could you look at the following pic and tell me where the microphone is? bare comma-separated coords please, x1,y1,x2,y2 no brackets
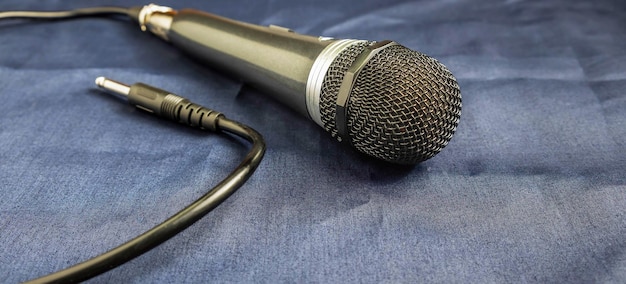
137,4,462,164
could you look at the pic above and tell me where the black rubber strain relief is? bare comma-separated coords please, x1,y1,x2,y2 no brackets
176,101,223,131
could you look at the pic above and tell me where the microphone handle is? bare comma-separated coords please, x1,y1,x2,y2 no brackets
166,9,333,117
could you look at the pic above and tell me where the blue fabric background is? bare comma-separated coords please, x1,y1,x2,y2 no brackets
1,0,625,283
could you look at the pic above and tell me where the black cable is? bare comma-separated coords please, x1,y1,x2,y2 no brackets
22,78,267,283
0,6,139,21
28,116,265,283
0,6,267,282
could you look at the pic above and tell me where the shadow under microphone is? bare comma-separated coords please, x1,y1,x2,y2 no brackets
137,4,462,164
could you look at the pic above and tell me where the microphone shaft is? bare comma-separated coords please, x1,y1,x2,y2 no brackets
167,9,333,116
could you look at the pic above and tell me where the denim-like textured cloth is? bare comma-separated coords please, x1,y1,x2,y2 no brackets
1,0,625,283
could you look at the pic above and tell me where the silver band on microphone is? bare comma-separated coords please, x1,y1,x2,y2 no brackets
305,39,365,127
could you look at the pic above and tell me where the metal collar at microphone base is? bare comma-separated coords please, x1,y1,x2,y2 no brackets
305,39,366,128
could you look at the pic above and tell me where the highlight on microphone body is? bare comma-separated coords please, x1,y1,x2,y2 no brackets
139,4,462,164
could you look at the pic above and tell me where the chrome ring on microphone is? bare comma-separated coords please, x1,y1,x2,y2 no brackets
305,39,365,128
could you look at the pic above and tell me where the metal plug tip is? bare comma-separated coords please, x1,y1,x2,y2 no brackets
95,76,106,87
95,77,131,97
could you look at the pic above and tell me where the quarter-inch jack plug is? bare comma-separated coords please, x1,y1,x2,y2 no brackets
95,77,223,131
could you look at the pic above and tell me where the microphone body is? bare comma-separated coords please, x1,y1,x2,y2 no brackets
139,5,462,164
169,9,331,117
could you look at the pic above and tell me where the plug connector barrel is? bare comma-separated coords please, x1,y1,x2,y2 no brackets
95,77,223,131
95,77,130,97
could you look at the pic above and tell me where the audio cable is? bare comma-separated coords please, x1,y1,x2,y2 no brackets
28,77,265,283
2,5,268,283
21,77,266,283
32,77,265,283
0,6,138,21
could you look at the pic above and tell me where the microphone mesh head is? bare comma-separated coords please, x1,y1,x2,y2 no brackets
319,43,462,164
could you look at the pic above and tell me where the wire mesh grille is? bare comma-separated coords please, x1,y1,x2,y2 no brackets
320,43,462,164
